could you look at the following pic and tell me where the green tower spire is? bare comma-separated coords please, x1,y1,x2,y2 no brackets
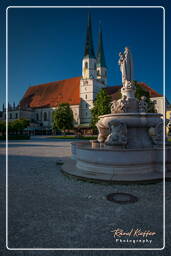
84,13,95,58
96,22,106,67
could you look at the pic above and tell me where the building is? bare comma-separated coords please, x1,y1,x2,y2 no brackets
166,106,171,136
0,14,167,133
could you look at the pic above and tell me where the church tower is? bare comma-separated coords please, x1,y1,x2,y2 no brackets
96,23,107,85
80,14,106,124
82,14,97,79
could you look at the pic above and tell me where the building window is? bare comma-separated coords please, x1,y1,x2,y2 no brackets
44,112,47,121
36,113,39,121
97,70,100,76
85,94,87,99
9,113,12,119
15,113,18,119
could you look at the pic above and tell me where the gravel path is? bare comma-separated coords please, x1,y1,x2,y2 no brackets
0,136,171,255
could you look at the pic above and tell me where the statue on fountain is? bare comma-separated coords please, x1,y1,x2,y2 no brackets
111,47,139,114
96,46,164,147
118,46,133,86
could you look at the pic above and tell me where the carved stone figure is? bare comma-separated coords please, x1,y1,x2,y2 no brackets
111,100,118,113
111,95,139,113
118,47,133,86
111,95,128,113
149,121,163,145
96,119,109,143
105,120,127,146
139,96,148,113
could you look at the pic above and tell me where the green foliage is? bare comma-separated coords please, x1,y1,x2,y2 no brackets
133,81,156,113
1,119,30,134
0,134,30,140
91,89,112,129
52,103,74,133
0,121,6,135
51,135,97,140
20,118,30,128
8,119,30,133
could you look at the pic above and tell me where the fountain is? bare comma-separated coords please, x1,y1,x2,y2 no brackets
62,47,171,182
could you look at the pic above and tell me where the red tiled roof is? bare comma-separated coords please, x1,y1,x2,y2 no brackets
20,77,162,109
20,77,81,108
104,86,122,101
105,82,162,101
137,82,162,97
104,85,121,95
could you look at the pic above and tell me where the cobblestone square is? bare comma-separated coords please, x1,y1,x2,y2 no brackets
0,137,171,256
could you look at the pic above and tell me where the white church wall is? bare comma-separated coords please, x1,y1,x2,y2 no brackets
70,105,80,125
150,96,167,116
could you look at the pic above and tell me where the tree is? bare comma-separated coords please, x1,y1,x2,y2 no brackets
8,119,30,134
91,89,112,130
133,81,156,113
0,121,6,136
0,119,30,136
52,103,74,134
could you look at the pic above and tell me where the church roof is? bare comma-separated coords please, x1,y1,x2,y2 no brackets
20,77,81,109
96,24,106,67
84,14,95,59
19,77,162,109
138,82,162,98
104,83,162,101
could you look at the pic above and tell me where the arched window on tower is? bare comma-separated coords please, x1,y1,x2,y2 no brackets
97,70,100,76
84,62,88,69
44,112,47,121
85,94,87,99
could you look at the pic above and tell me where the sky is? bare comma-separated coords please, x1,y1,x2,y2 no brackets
0,0,170,109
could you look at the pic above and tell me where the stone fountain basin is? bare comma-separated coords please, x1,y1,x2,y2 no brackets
98,113,163,128
97,113,163,148
61,113,170,183
60,141,171,182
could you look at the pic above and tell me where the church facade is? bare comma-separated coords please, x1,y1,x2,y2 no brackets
0,15,166,132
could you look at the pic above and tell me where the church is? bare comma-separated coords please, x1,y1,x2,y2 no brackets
1,15,165,133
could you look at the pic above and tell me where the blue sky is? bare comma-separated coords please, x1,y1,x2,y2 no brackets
0,0,170,109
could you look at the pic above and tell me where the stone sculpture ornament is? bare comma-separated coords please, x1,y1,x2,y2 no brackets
149,121,163,145
105,120,127,146
96,119,109,143
111,95,139,114
139,96,148,113
111,95,128,113
118,47,133,86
